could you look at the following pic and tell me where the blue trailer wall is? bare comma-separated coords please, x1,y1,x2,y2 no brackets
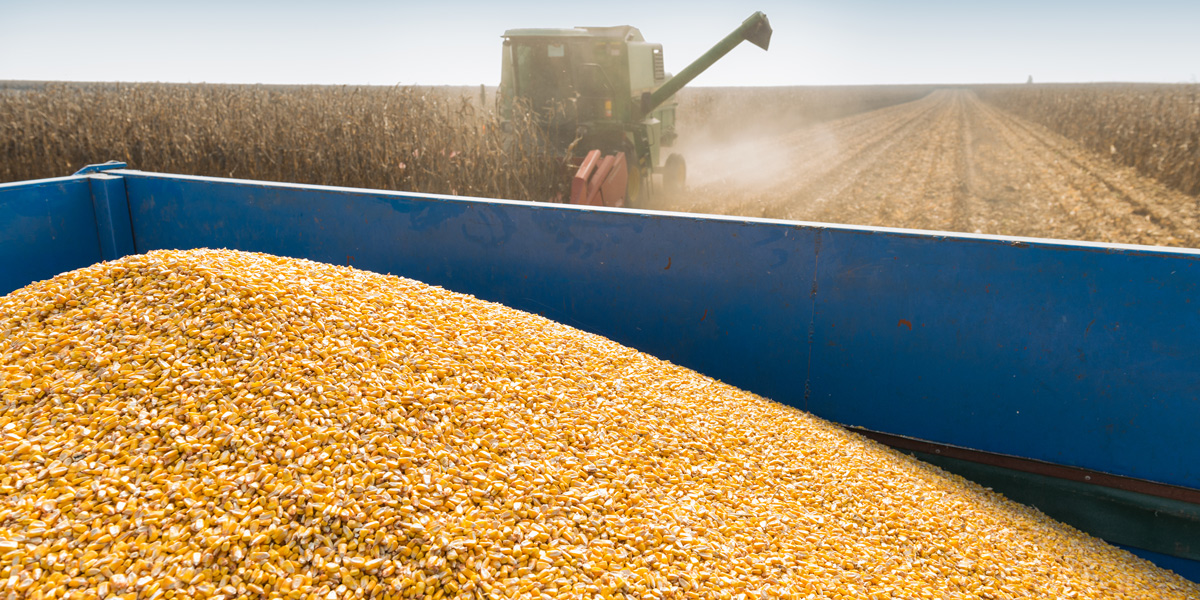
810,231,1200,485
0,176,105,294
2,169,1199,580
110,169,1200,491
3,169,1198,490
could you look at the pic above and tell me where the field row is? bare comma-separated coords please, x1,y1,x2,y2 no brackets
659,89,1200,248
976,83,1200,198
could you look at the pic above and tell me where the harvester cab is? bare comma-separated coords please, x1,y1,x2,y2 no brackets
499,11,772,207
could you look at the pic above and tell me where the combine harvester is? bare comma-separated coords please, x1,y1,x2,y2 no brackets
499,12,772,206
2,160,1198,582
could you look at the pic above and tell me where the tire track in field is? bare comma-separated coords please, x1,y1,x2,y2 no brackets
954,94,1075,240
655,89,1200,249
844,90,967,231
768,90,967,232
950,92,976,232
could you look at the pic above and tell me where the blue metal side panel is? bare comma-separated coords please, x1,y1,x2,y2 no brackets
0,176,102,295
121,173,816,406
46,170,1200,492
809,229,1200,489
89,174,135,261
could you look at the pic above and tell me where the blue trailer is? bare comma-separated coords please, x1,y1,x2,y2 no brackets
2,162,1199,581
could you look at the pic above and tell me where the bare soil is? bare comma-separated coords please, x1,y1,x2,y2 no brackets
650,89,1200,249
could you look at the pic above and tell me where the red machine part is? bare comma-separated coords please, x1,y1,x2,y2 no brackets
569,150,627,207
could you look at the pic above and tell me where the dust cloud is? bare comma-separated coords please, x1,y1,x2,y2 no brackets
645,86,939,215
676,123,838,191
650,112,839,215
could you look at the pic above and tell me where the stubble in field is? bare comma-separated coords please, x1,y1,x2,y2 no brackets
657,89,1200,249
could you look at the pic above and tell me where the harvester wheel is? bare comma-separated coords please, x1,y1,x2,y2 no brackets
664,153,686,193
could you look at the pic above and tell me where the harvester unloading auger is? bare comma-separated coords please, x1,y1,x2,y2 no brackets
498,11,772,207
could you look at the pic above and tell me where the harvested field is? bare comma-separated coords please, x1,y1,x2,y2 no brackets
655,89,1200,249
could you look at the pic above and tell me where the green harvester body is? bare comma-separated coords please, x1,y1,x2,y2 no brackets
498,12,772,204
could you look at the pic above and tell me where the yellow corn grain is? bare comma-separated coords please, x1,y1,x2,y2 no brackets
0,248,1195,599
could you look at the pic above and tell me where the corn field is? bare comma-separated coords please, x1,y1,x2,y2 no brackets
0,83,565,201
6,82,1199,208
975,83,1200,197
1,82,941,198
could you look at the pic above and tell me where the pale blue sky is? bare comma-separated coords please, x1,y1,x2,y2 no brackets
2,0,1197,86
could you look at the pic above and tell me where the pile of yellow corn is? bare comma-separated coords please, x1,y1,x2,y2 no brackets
1,249,1195,600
